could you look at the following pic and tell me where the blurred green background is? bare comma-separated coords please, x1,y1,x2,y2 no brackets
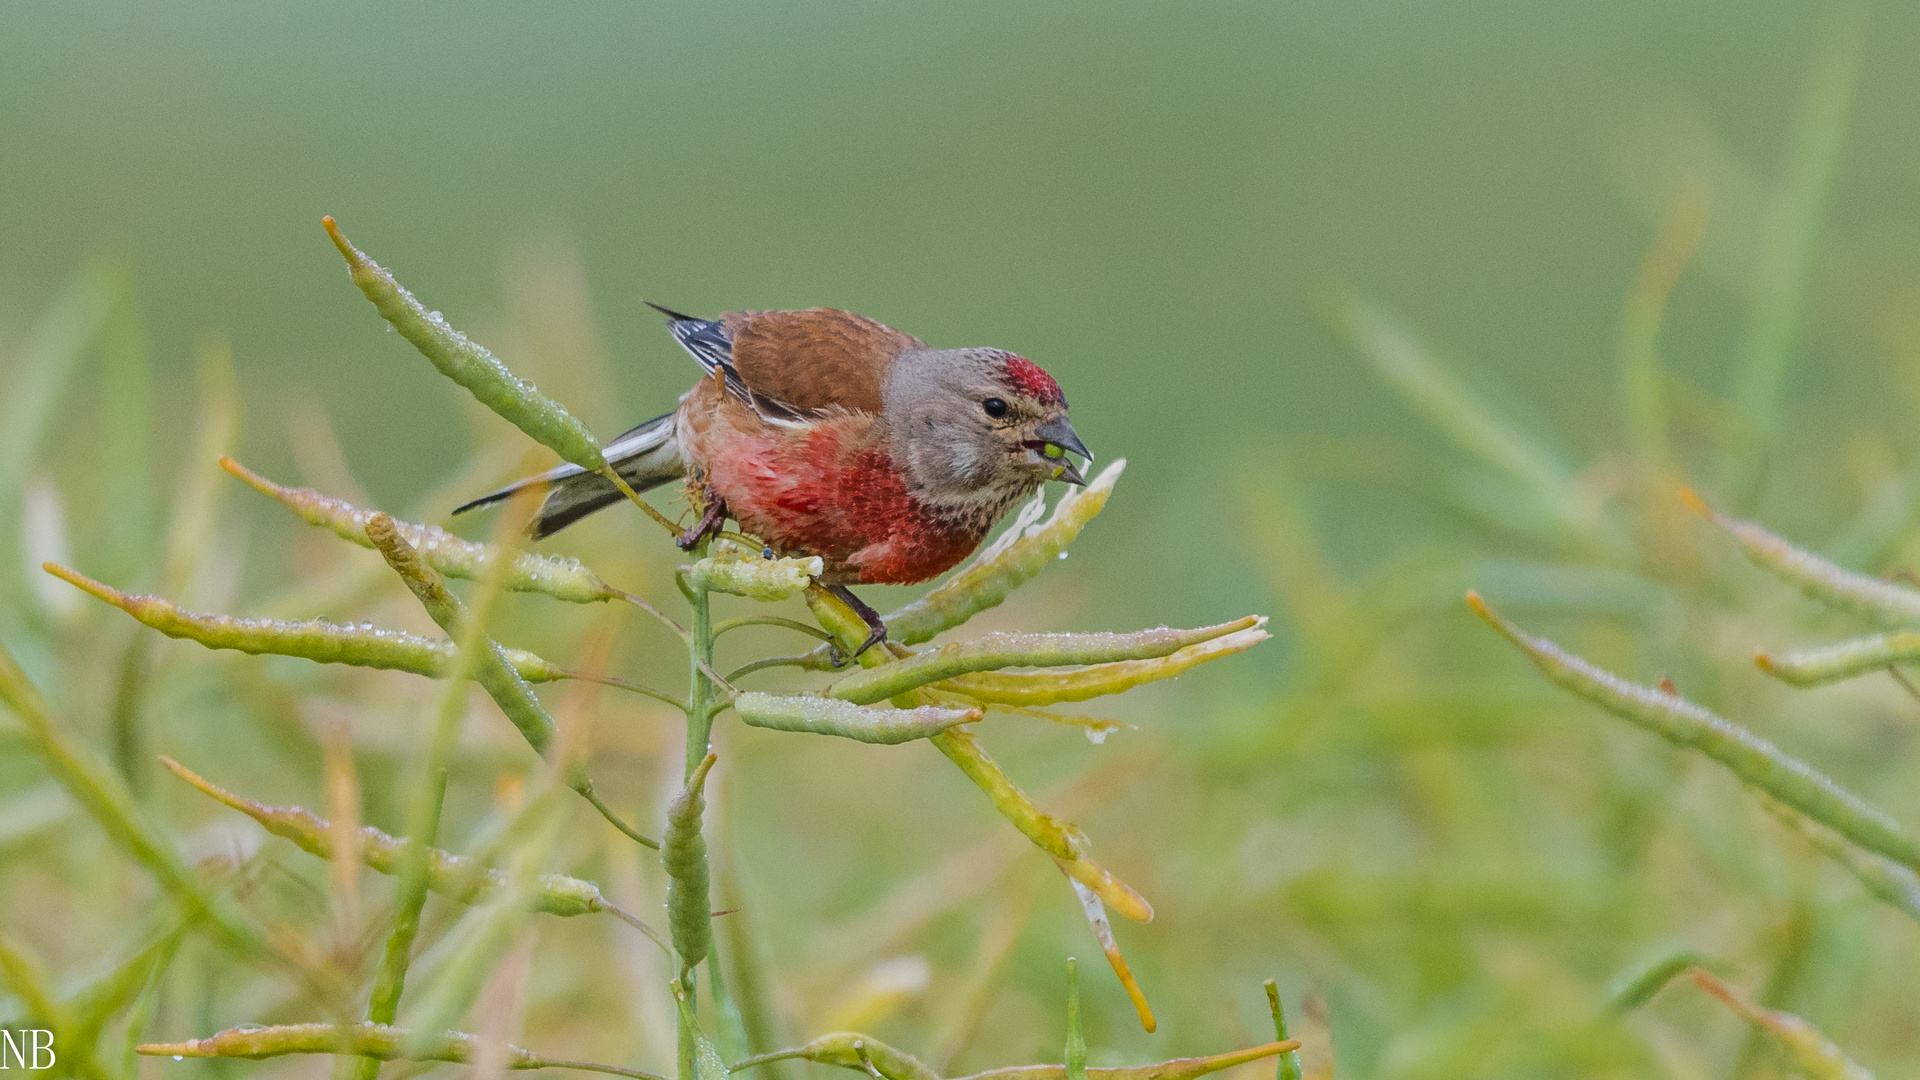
5,1,1920,1077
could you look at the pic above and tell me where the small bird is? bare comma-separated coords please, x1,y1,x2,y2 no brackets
454,305,1091,654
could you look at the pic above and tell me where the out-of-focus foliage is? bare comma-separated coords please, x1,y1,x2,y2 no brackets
7,3,1920,1079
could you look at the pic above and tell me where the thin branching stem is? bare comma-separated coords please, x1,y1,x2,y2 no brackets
565,670,687,711
580,787,662,850
612,589,691,640
603,903,675,956
712,616,833,643
598,466,686,538
725,655,817,683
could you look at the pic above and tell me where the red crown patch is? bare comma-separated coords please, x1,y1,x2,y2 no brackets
1002,354,1064,405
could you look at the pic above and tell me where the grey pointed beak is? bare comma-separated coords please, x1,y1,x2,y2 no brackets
1029,416,1092,485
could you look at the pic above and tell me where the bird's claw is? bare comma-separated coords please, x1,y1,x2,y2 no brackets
677,490,729,551
852,625,888,660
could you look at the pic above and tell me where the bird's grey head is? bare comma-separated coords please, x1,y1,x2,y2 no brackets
882,347,1091,515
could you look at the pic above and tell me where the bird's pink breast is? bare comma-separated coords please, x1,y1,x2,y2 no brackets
701,420,983,585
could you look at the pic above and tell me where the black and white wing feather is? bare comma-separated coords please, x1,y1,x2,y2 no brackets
645,302,811,426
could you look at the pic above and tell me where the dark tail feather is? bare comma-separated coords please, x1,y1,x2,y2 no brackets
452,412,685,539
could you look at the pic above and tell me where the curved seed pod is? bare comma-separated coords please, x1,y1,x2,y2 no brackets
1604,949,1727,1013
811,587,1154,922
1470,592,1920,869
323,217,606,472
690,542,823,602
953,1043,1298,1080
938,627,1270,705
1755,632,1920,687
46,562,570,683
933,727,1152,922
1691,971,1873,1080
733,1034,1299,1080
222,457,615,603
1683,487,1920,627
665,752,718,969
139,1021,664,1079
827,618,1264,706
160,756,616,918
734,692,978,745
880,460,1125,645
1064,875,1154,1032
1763,797,1920,924
366,514,557,754
729,1033,938,1080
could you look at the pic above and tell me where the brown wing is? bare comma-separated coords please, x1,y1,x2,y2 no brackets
719,308,924,416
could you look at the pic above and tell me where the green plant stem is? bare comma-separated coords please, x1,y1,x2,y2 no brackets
0,639,271,960
1470,592,1920,869
677,534,721,1077
706,949,750,1064
1065,958,1086,1080
1720,9,1867,510
0,932,110,1080
1263,980,1303,1080
716,840,786,1071
686,542,719,779
356,768,448,1080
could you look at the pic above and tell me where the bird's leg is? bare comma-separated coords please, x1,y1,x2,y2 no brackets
677,487,730,551
827,584,888,661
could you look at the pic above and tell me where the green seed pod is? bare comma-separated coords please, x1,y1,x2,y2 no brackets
951,1043,1299,1080
1762,797,1920,924
827,618,1264,706
880,460,1125,645
323,217,606,472
1755,631,1920,687
729,1033,939,1080
938,627,1270,705
690,541,823,601
812,584,1156,922
365,514,559,754
222,457,616,603
46,562,570,683
664,752,718,969
931,726,1077,860
1685,487,1920,627
139,1021,665,1080
160,756,611,917
733,692,978,744
1470,591,1920,870
729,1031,1299,1080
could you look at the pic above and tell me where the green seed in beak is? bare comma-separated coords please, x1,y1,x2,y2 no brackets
1044,443,1065,460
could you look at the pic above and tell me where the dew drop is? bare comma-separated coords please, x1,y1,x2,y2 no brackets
1058,551,1069,560
173,1056,184,1062
1084,726,1110,745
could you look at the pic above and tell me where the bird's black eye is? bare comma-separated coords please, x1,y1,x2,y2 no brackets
982,397,1008,419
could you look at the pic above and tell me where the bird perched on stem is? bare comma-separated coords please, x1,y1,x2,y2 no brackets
455,305,1091,656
